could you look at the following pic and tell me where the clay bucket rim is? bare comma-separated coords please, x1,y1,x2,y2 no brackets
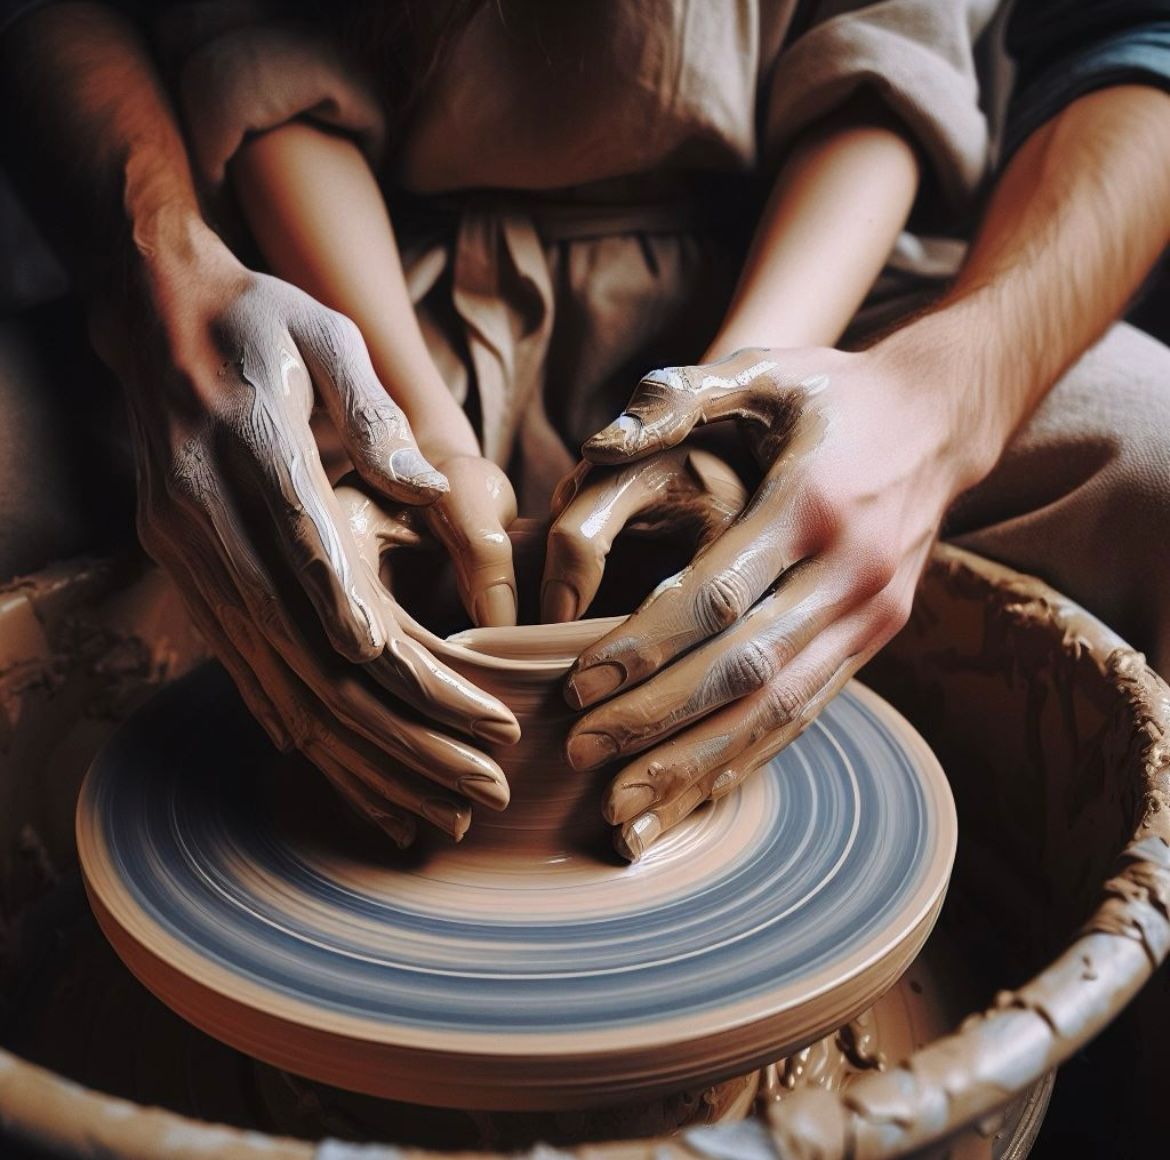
6,543,1170,1160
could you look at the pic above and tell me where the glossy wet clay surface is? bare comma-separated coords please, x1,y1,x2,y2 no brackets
77,616,955,1110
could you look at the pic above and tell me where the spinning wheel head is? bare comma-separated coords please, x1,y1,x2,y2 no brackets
78,643,954,1109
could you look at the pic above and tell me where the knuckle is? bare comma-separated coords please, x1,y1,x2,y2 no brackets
696,570,752,635
851,547,899,597
798,484,843,549
870,589,912,635
763,680,804,727
252,590,286,639
765,629,799,669
351,396,406,450
725,640,775,695
471,529,513,569
547,522,602,571
322,307,364,352
163,435,217,509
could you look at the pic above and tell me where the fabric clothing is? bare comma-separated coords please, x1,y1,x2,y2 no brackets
948,322,1170,676
1004,1,1170,157
6,0,1170,677
169,0,1001,512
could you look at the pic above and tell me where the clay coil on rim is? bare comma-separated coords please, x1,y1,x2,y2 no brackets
76,614,956,1110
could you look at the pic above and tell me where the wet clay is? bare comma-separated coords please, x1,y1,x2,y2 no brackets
75,653,956,1110
12,544,1160,1156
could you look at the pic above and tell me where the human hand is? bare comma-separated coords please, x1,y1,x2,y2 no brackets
95,225,519,845
563,346,983,860
421,453,519,628
540,447,749,624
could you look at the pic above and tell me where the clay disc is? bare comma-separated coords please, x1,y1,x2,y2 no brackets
77,664,955,1110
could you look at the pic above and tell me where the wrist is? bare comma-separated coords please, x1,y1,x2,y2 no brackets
90,211,246,384
868,309,1014,497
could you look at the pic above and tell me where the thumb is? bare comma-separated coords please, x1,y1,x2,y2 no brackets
582,366,704,465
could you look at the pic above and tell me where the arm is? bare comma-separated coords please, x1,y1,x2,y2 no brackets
705,104,920,356
540,107,919,625
0,3,518,843
0,2,205,295
553,82,1170,860
232,122,519,627
881,82,1170,477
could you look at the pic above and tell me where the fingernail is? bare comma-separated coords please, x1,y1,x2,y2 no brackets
566,661,626,710
389,448,449,494
474,583,517,628
711,769,738,799
566,730,619,771
614,813,661,863
472,715,521,745
458,773,510,811
421,797,471,841
541,579,579,623
605,782,656,825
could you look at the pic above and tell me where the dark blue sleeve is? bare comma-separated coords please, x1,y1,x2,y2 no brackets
1004,1,1170,157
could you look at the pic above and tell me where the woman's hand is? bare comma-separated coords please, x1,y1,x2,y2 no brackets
421,453,519,628
97,224,519,846
561,345,987,860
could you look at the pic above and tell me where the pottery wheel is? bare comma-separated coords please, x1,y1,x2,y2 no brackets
77,663,956,1110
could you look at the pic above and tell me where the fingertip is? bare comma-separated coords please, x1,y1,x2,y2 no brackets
604,781,656,825
565,728,619,771
386,447,450,501
472,714,522,746
613,812,662,863
472,582,517,628
581,440,634,467
582,413,643,458
420,797,472,842
458,772,511,811
564,660,626,710
541,578,579,624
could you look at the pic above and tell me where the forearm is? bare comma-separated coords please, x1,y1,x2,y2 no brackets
0,2,209,295
878,84,1170,486
705,108,920,359
232,122,478,457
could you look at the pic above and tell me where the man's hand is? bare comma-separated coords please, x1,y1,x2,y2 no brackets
541,447,749,624
562,347,986,860
98,224,519,846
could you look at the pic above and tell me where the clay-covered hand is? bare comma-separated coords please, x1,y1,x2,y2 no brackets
423,453,519,628
539,448,750,624
564,346,977,860
96,229,519,846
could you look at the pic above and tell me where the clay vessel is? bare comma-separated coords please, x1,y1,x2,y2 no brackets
429,615,624,857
